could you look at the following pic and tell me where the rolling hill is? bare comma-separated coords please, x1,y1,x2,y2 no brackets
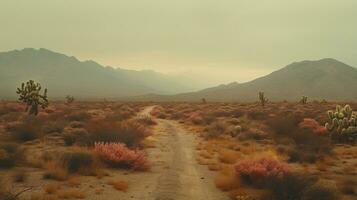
0,48,201,99
128,58,357,102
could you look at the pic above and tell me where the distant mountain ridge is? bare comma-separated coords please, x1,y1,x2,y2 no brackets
0,48,200,99
128,58,357,102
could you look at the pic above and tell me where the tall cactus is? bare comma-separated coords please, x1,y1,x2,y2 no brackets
16,80,49,115
325,104,357,140
300,96,308,104
258,92,268,107
66,95,75,104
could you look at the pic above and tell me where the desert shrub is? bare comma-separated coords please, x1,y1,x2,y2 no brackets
61,151,93,173
234,157,291,186
106,109,134,121
267,115,332,163
247,110,268,120
0,102,25,116
86,119,151,147
302,180,340,200
150,106,167,119
204,121,228,138
237,128,268,141
94,142,150,171
63,128,89,146
338,178,356,195
214,161,242,191
12,170,27,182
0,149,14,168
0,143,20,168
188,112,204,124
42,120,67,134
66,111,91,122
269,173,317,200
8,116,44,141
299,118,327,135
43,161,68,181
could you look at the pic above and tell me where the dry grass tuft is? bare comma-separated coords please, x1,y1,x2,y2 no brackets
107,180,129,192
57,189,86,199
218,149,241,164
214,166,240,191
43,161,68,181
43,183,61,194
67,177,81,187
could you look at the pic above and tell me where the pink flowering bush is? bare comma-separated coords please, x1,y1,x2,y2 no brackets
94,142,150,171
187,112,203,124
234,158,291,183
299,118,327,135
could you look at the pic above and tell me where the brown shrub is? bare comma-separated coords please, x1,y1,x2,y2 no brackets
214,166,240,191
60,149,93,173
338,178,356,195
66,111,91,122
42,120,67,134
8,116,44,141
302,180,340,200
267,115,332,163
204,121,228,138
218,149,241,164
0,143,20,168
86,119,151,147
43,161,68,181
12,170,27,182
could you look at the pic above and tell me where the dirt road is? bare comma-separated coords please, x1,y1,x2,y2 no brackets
131,106,229,200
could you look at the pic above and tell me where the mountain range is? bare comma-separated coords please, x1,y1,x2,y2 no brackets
0,48,202,99
128,58,357,102
1,48,356,102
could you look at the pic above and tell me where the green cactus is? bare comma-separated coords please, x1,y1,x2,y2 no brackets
258,92,268,107
66,95,75,104
300,96,308,104
16,80,49,115
325,104,357,141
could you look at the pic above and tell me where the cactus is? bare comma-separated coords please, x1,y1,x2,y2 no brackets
66,95,75,104
325,104,357,141
16,80,49,115
201,98,207,104
300,96,308,104
258,92,268,107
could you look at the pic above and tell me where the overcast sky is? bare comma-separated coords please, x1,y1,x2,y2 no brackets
1,0,356,86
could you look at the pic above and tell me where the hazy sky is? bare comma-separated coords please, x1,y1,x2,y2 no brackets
1,0,356,86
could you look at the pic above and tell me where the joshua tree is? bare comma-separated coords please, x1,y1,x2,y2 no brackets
16,80,49,115
300,96,308,104
258,92,268,107
66,95,75,104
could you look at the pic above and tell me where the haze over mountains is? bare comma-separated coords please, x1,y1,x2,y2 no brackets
130,58,357,102
1,48,356,102
0,48,204,99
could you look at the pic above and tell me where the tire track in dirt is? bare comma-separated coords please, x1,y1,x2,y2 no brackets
151,119,229,200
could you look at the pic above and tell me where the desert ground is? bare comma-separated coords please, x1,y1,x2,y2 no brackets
0,101,357,200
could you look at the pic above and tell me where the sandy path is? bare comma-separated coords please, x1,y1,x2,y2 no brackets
132,106,229,200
